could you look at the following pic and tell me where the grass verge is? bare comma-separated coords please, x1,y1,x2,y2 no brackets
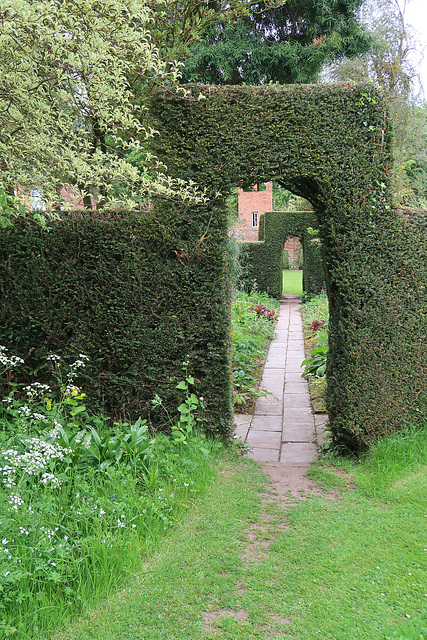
0,352,225,639
54,428,427,640
232,289,279,412
300,292,329,413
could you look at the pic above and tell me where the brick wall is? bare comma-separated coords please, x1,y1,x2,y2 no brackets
236,182,273,241
284,236,302,266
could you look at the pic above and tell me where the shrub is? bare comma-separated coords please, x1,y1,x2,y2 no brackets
248,303,278,322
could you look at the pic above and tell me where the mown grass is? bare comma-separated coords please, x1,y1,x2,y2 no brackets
54,427,427,640
282,268,303,294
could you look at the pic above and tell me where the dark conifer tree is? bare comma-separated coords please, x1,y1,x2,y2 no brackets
181,0,372,85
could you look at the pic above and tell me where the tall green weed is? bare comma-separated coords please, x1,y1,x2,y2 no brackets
357,425,427,494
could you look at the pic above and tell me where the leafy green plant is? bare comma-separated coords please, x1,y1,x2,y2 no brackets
300,290,314,303
151,362,206,444
173,362,205,444
232,368,269,407
0,348,221,639
302,346,328,378
231,290,279,411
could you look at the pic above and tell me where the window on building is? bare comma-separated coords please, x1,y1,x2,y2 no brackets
252,211,259,227
30,187,46,211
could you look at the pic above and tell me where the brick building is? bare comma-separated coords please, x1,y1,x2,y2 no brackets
234,182,273,242
234,181,302,267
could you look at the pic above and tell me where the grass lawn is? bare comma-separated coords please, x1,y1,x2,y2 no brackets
283,269,303,295
55,429,427,640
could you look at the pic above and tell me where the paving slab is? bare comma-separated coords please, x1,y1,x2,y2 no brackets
282,423,316,442
284,383,310,395
254,395,283,415
234,425,250,441
280,442,317,464
283,415,315,428
283,395,312,409
283,408,314,421
268,346,288,355
285,367,305,375
234,414,252,428
248,448,280,462
275,330,290,340
260,371,284,382
246,430,282,449
283,372,306,384
286,356,305,365
251,415,283,432
286,348,306,357
259,387,283,400
264,355,286,367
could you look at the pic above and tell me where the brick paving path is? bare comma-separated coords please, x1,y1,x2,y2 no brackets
234,295,327,464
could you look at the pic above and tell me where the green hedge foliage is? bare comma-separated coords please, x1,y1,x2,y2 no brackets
243,211,325,298
150,83,427,451
0,210,233,437
282,248,289,270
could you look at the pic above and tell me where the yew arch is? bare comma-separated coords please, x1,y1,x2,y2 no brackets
151,83,426,450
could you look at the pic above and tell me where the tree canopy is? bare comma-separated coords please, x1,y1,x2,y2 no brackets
180,0,372,85
0,0,207,213
324,0,427,207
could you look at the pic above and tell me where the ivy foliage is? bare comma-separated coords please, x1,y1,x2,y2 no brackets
150,82,427,451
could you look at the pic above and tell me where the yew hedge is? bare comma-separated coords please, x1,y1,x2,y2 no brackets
150,83,427,450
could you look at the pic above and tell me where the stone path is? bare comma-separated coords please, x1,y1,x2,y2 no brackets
234,295,328,495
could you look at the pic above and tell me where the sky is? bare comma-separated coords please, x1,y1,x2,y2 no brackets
401,0,427,95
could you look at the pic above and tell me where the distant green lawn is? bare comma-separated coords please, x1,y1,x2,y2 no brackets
283,269,303,295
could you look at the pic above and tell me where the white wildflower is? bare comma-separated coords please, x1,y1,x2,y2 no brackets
32,413,48,422
41,473,62,487
65,385,80,396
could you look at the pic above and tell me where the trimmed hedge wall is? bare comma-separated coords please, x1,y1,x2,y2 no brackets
1,83,425,450
282,249,289,270
242,211,325,298
150,83,427,451
0,209,233,436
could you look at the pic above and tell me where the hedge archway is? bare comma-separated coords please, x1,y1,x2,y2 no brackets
151,83,427,451
243,209,325,298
